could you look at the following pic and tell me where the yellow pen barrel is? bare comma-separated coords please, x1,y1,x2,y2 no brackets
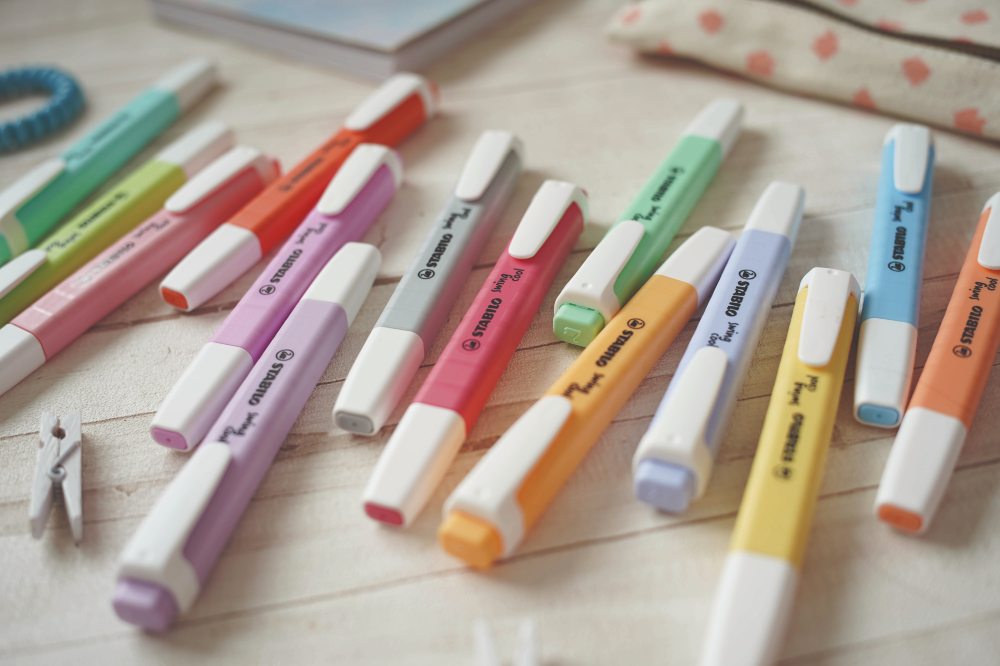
730,278,858,568
517,274,698,530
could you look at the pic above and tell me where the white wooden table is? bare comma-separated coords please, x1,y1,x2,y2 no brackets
2,1,1000,663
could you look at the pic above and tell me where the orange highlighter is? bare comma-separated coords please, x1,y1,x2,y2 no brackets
439,226,735,568
160,73,436,309
876,193,1000,534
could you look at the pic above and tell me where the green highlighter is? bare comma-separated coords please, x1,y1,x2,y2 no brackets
0,122,233,326
0,59,218,266
553,99,743,346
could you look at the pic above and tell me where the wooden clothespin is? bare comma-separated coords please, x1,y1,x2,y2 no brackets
29,412,82,543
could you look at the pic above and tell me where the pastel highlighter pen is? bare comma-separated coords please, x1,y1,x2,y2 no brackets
0,59,217,265
552,99,742,347
151,145,401,451
0,146,279,396
334,130,523,435
701,268,860,666
0,121,234,326
633,182,804,513
440,227,734,568
855,124,935,427
875,195,1000,534
159,73,434,310
363,181,588,526
114,243,380,632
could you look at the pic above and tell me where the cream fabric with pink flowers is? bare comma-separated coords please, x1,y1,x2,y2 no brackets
607,0,1000,142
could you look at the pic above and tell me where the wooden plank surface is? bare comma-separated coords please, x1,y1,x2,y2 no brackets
2,0,999,663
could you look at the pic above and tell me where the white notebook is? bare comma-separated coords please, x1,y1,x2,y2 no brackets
151,0,533,79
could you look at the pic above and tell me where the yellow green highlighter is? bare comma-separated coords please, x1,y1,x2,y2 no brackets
0,122,233,326
700,267,859,666
552,99,743,346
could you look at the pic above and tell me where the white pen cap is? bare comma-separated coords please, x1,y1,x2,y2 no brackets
634,344,728,510
363,403,467,525
655,226,735,304
700,552,797,666
150,342,254,451
874,407,967,534
333,327,425,436
553,220,645,325
117,441,232,614
161,224,260,312
154,121,235,178
0,324,46,396
683,99,744,158
444,395,573,562
745,181,805,242
152,59,219,113
303,242,380,321
854,318,916,428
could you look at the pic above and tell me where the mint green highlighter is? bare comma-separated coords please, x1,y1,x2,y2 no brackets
553,100,743,346
0,60,217,265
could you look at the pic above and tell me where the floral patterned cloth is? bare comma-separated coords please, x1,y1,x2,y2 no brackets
607,0,1000,141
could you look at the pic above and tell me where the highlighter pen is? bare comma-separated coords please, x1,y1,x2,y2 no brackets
0,146,278,397
0,59,217,265
440,227,734,568
552,99,742,347
0,121,233,326
701,267,859,666
114,243,380,632
875,195,1000,534
334,130,523,435
160,73,434,310
633,182,804,513
855,124,935,427
363,181,588,526
151,145,400,451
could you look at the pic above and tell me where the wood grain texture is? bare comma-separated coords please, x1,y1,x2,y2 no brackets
2,0,1000,663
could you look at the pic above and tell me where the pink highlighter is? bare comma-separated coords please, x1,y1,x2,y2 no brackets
0,147,280,397
362,180,589,526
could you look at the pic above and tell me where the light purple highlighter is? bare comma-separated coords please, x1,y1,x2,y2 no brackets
149,145,401,452
632,182,805,513
114,243,380,632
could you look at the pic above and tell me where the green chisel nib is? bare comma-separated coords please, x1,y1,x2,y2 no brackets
554,302,606,346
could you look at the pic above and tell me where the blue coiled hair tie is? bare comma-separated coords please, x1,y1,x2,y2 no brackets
0,66,84,153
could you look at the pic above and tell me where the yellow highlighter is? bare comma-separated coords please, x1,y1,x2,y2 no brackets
438,226,735,568
701,267,859,666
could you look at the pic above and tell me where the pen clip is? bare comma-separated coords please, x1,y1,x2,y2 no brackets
797,267,860,367
446,395,572,555
554,221,644,321
886,124,933,194
117,442,233,612
635,347,727,498
154,121,235,178
344,73,437,132
0,158,65,256
316,144,402,217
507,180,588,260
454,131,524,203
165,146,279,215
0,248,47,298
977,193,1000,270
